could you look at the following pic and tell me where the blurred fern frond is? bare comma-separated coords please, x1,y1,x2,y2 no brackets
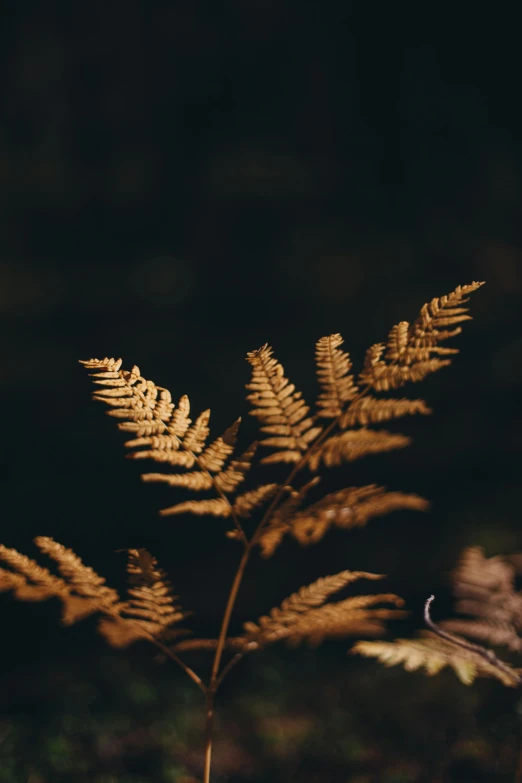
237,570,406,650
355,544,522,689
0,539,191,648
440,547,522,653
353,633,522,687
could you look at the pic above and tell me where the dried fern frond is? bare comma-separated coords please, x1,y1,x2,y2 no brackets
308,428,411,471
81,358,260,521
257,484,427,556
358,282,484,391
281,594,406,648
80,359,199,459
35,537,119,607
79,358,175,433
315,334,358,419
246,345,322,465
440,547,522,653
0,538,119,625
0,538,191,648
289,485,429,548
237,570,403,650
451,546,517,599
0,546,69,602
340,397,431,428
352,633,522,687
98,548,189,649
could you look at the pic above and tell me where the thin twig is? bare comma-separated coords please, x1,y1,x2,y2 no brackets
424,595,522,685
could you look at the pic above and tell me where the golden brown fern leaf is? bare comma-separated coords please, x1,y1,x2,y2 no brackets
257,484,427,556
440,547,522,653
80,358,198,462
81,359,259,520
0,538,120,625
288,485,429,548
315,334,358,419
236,570,404,650
0,538,191,648
279,594,406,647
0,545,69,602
79,358,176,434
308,428,411,472
307,283,482,474
352,633,522,687
358,282,484,391
98,548,190,649
246,345,322,465
340,397,431,428
35,537,119,607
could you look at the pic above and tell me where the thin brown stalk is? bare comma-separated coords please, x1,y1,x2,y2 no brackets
203,689,215,783
424,595,522,685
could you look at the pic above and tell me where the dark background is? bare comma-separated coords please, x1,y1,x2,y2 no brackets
1,3,522,781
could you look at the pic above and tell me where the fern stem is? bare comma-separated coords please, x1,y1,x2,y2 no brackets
204,547,250,779
201,544,251,781
203,689,215,783
211,545,252,686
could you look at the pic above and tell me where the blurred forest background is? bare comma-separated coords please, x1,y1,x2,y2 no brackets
1,3,522,782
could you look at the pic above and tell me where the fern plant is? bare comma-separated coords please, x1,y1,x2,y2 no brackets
0,282,485,782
